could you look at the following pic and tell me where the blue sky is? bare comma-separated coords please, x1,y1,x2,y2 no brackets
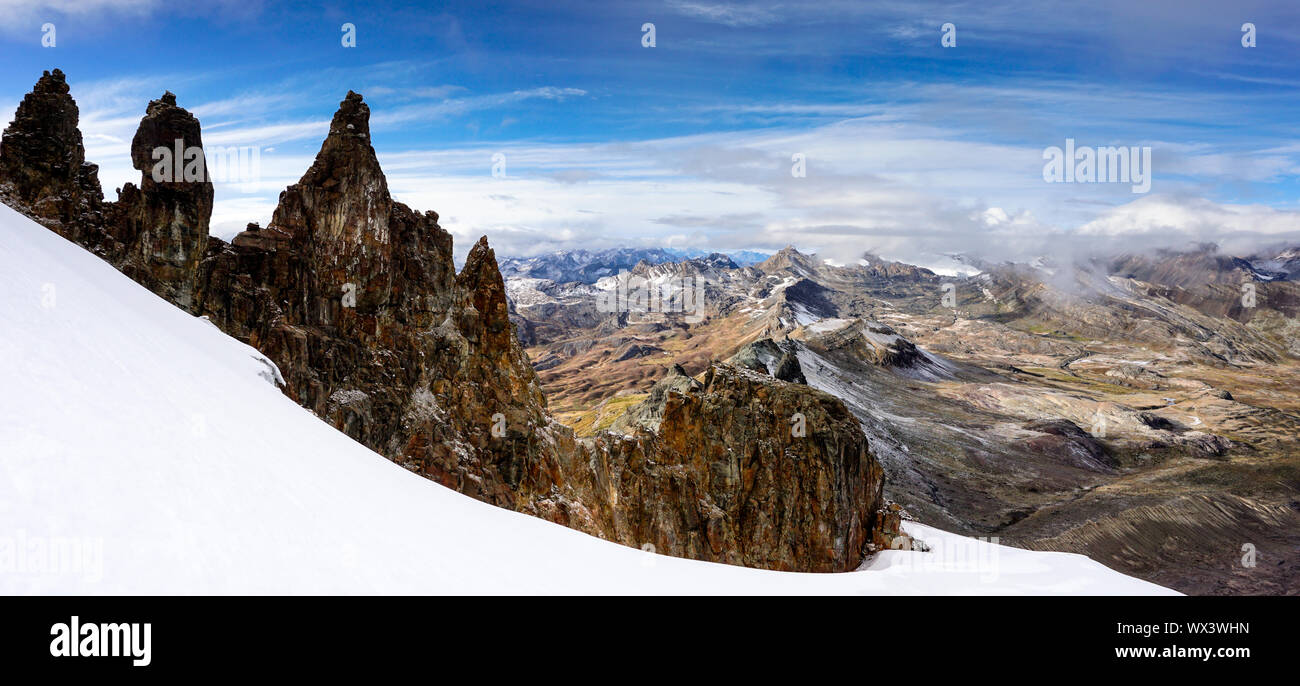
2,0,1299,268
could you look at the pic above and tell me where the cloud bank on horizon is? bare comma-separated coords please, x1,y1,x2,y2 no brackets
1,0,1298,269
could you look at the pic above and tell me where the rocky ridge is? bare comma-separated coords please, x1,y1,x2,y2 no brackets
0,70,891,572
512,239,1300,594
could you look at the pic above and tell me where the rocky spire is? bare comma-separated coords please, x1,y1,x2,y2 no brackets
0,69,103,237
129,91,211,192
249,90,402,330
109,90,213,311
0,71,887,574
273,91,391,246
301,90,383,185
457,236,513,348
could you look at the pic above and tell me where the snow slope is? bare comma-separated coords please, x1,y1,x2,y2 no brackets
0,204,1177,595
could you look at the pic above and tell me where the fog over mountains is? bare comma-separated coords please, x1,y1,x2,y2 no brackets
3,0,1299,602
505,241,1300,594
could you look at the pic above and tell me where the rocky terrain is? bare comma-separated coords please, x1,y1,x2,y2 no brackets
510,242,1300,594
499,247,767,284
6,69,1296,592
0,69,891,573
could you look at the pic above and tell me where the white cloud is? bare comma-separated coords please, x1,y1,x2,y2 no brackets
666,0,781,27
27,63,1299,267
1078,195,1300,254
369,87,587,127
0,0,161,31
369,112,1300,265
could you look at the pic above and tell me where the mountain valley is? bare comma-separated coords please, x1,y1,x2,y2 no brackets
509,243,1300,594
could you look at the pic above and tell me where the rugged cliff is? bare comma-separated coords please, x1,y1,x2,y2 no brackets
0,71,211,310
0,70,888,572
0,70,105,250
110,91,214,310
593,363,884,571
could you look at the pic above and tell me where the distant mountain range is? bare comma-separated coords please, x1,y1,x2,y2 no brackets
498,247,770,283
5,66,1298,596
0,68,913,579
507,242,1300,595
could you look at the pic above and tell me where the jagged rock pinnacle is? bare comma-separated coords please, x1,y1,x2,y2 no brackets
33,69,70,95
115,88,212,310
293,91,386,204
131,91,207,180
1,69,886,574
0,68,103,232
328,91,370,138
458,237,509,329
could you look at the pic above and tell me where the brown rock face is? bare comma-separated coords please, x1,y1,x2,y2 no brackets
587,364,884,571
0,75,211,310
190,92,553,515
0,69,104,244
108,91,214,310
0,71,888,573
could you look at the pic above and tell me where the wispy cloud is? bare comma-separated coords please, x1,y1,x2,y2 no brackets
666,0,782,27
369,87,587,127
0,0,161,32
6,2,1298,265
68,69,1300,264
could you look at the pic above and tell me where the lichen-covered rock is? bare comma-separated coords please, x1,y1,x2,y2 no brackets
870,502,922,553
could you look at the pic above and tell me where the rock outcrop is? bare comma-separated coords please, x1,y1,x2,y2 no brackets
191,90,550,513
609,363,702,434
0,69,104,246
593,363,884,571
1022,419,1116,473
109,91,213,310
0,72,211,310
773,350,807,384
0,70,889,573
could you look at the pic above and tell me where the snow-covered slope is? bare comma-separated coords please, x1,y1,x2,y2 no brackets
0,205,1176,595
